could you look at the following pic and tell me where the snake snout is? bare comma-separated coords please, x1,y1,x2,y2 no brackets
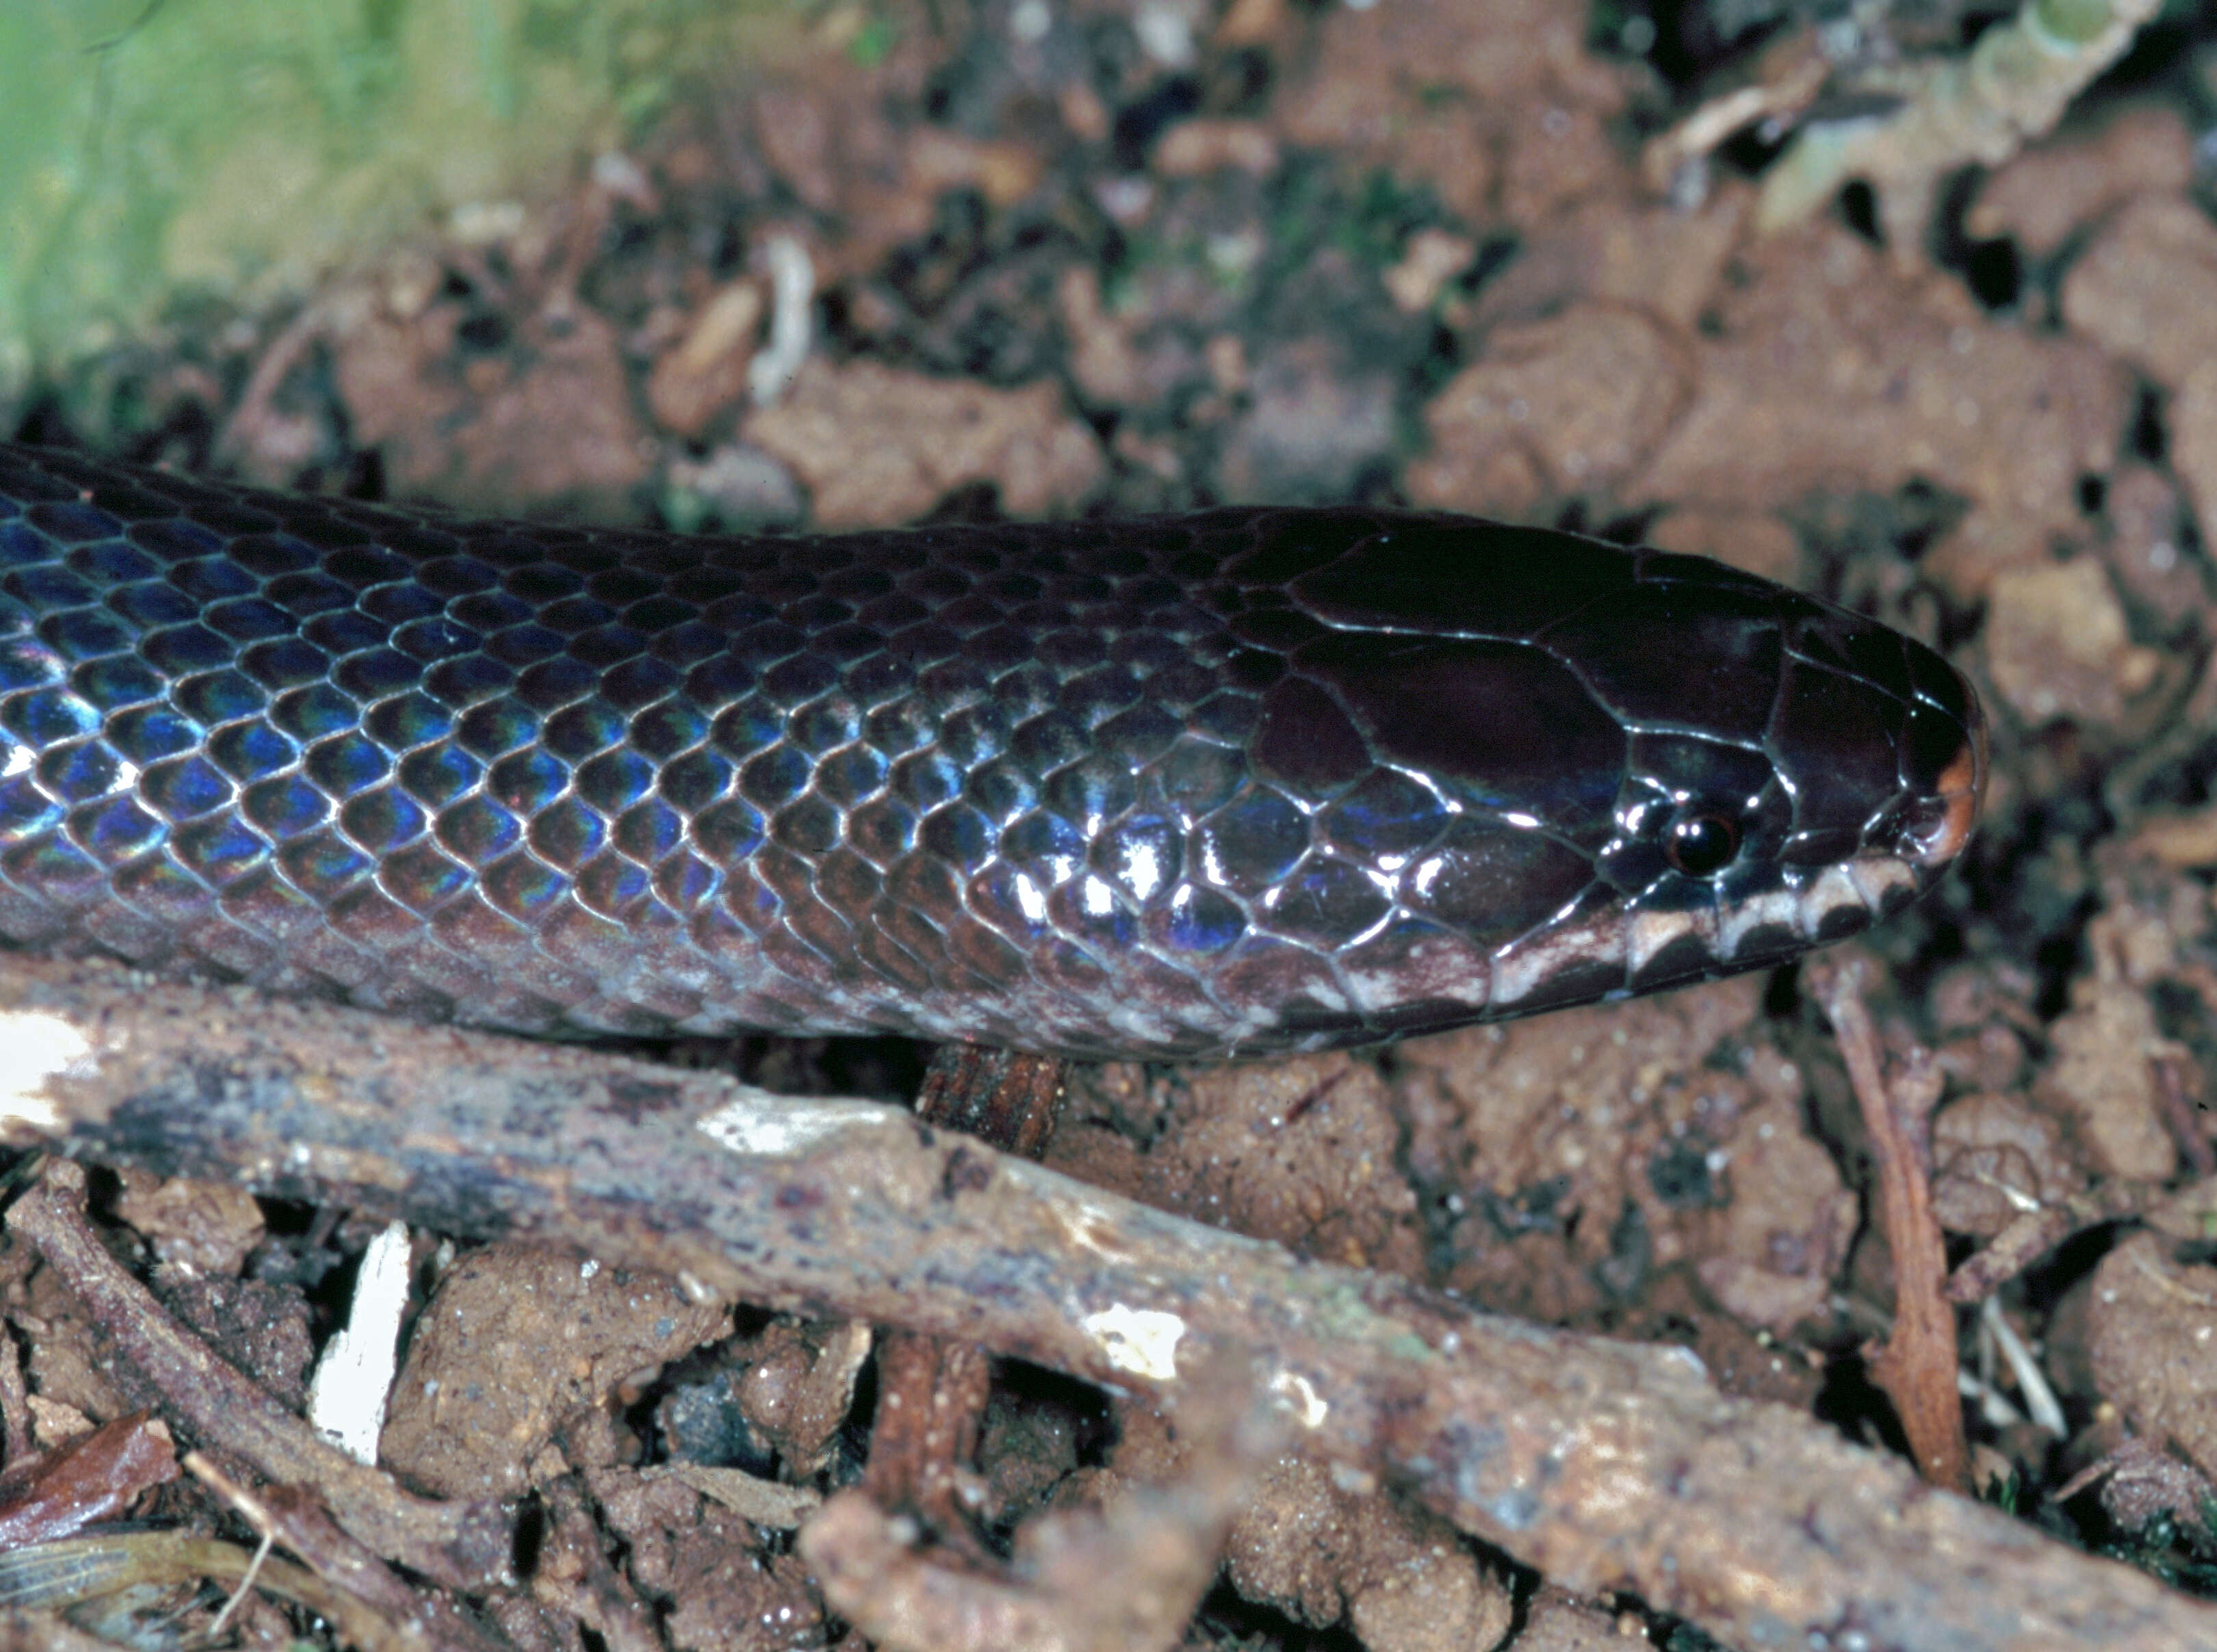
1895,657,1988,871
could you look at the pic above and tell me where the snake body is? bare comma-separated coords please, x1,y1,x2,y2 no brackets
0,443,1983,1058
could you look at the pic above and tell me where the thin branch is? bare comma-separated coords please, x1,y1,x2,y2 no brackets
1810,954,1971,1492
1,952,2212,1651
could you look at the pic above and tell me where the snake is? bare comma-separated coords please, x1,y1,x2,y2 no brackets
0,441,1984,1060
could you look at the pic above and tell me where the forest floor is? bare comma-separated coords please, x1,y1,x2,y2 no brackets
7,2,2217,1649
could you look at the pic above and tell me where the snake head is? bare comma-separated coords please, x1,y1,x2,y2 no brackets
1557,559,1990,1002
1224,514,1988,1044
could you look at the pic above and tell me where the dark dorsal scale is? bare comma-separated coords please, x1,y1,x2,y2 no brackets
0,445,1986,1058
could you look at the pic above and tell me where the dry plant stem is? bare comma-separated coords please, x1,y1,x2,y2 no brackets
183,1452,515,1652
1810,957,1971,1492
3,956,2214,1651
204,1530,272,1646
5,1159,513,1593
1641,33,1828,192
1946,1179,2158,1304
211,299,333,471
0,1530,419,1652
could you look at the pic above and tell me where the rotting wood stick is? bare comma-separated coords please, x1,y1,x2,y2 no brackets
0,953,2211,1652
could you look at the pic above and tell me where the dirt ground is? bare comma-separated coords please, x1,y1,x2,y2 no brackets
6,1,2217,1649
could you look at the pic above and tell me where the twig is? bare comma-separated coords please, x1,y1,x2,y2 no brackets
5,1161,511,1592
210,299,335,476
1810,955,1971,1491
1,952,2213,1650
861,1332,996,1553
180,1450,509,1652
203,1527,271,1644
649,1463,820,1528
1641,37,1829,200
1979,1298,2066,1439
0,1528,417,1651
1945,1179,2157,1303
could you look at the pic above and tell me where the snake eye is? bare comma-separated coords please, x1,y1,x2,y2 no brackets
1664,807,1741,878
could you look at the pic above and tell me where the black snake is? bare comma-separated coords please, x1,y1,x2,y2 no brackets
0,443,1984,1058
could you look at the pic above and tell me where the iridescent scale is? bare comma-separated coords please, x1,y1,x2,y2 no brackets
0,445,1982,1058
